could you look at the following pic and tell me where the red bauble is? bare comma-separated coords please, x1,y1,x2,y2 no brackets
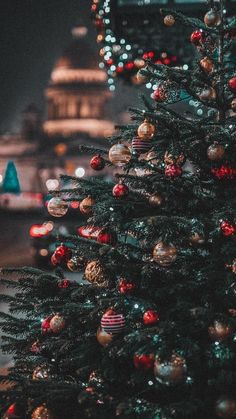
90,155,105,171
220,220,236,236
165,164,182,178
51,244,72,265
190,30,205,45
97,229,117,246
118,278,136,294
143,310,159,325
58,279,71,288
228,77,236,92
211,165,236,180
78,225,102,240
112,182,129,197
6,403,23,418
153,87,167,102
41,315,53,334
133,354,154,370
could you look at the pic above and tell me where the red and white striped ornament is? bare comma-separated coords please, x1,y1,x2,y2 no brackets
131,137,152,155
101,308,125,335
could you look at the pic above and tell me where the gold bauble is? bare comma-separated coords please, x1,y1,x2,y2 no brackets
153,242,177,266
231,98,236,112
67,256,84,272
49,314,65,333
207,143,225,161
199,87,217,101
164,15,175,26
134,58,145,69
108,143,131,167
85,260,107,286
216,397,236,418
154,354,187,385
189,232,205,245
136,69,148,84
31,406,54,419
148,194,163,207
32,365,50,380
80,196,95,215
137,120,156,140
208,321,232,341
200,57,214,73
96,327,113,347
204,9,221,27
47,197,68,218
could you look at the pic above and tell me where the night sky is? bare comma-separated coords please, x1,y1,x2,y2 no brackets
0,0,134,133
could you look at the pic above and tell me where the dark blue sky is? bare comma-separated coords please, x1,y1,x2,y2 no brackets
0,0,101,132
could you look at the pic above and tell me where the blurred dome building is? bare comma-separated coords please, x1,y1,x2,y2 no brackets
43,25,114,138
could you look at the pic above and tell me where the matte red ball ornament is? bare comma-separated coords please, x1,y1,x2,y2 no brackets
118,278,136,294
101,308,125,334
190,30,205,45
51,244,72,265
41,316,53,334
165,164,182,178
58,279,71,289
133,353,154,370
90,155,105,171
112,182,129,197
97,229,117,246
211,165,236,180
6,403,23,418
220,221,236,237
228,77,236,92
143,310,159,325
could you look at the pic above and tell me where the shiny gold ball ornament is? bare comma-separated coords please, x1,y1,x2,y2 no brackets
145,150,160,166
47,197,68,218
148,194,163,207
85,260,107,286
200,57,214,73
137,119,156,140
204,9,221,27
80,196,95,215
199,87,217,101
96,327,113,347
49,314,65,333
31,406,54,419
134,58,145,69
108,143,131,167
164,15,175,26
154,354,187,385
208,321,233,341
231,98,236,112
216,397,236,418
32,365,50,380
153,241,177,266
207,143,225,161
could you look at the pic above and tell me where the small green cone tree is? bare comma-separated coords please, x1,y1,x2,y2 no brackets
2,161,21,194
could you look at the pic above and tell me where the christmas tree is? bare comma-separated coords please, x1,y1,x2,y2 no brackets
1,161,21,194
0,1,236,418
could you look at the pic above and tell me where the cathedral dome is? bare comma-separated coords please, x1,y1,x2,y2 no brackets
51,26,106,85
